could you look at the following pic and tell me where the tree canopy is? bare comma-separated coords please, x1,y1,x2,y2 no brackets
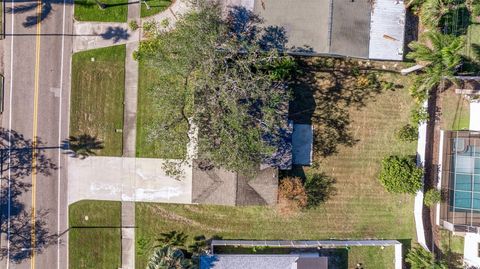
136,3,295,175
407,31,464,95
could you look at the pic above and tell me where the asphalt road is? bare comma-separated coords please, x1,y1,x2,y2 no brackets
1,0,73,268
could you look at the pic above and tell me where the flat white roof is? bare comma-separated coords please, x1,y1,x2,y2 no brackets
470,102,480,131
368,0,406,61
464,233,480,267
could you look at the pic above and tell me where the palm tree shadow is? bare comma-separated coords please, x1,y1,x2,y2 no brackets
61,134,104,159
4,0,103,28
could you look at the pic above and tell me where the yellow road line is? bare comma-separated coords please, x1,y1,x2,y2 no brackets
31,0,43,268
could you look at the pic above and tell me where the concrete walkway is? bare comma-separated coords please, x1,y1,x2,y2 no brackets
122,1,141,268
470,102,480,131
141,0,190,29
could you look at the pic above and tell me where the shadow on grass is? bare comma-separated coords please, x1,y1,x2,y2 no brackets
289,57,403,162
61,134,104,159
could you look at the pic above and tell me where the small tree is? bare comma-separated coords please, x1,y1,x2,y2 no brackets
277,177,308,215
396,124,419,142
379,155,423,194
147,246,193,269
406,246,448,269
424,189,442,206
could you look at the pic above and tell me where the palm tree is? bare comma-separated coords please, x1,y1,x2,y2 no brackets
147,246,193,269
420,0,456,29
94,0,107,9
407,31,464,95
406,246,448,269
154,231,188,248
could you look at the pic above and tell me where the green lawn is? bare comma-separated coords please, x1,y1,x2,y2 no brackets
136,60,189,159
348,246,395,269
69,200,122,269
74,0,128,22
440,89,470,130
141,0,172,18
70,45,126,156
464,22,480,61
135,68,417,268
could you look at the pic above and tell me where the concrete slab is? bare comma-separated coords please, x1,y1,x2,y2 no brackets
68,157,193,204
470,102,480,131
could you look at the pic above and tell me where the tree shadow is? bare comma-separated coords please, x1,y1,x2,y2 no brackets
440,6,471,36
0,128,59,263
5,0,76,28
289,58,396,161
0,210,58,263
61,134,104,159
100,26,130,43
304,172,337,208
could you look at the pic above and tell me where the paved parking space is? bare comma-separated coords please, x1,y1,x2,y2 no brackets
68,156,192,204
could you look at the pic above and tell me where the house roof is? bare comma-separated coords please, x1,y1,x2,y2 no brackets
253,0,406,60
192,162,279,206
200,254,327,269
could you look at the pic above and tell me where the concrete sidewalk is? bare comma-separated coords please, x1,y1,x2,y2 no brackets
142,0,190,29
73,22,140,52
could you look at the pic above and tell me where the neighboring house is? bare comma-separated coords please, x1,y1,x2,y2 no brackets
438,130,480,267
253,0,406,61
201,254,328,269
200,240,403,269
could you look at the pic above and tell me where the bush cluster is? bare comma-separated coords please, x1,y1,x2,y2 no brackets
378,155,423,194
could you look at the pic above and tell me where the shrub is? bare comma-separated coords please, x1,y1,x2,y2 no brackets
410,106,429,126
406,245,447,269
472,2,480,17
378,155,423,194
396,124,419,142
424,189,442,206
304,173,336,208
408,78,428,104
277,177,308,215
129,20,139,31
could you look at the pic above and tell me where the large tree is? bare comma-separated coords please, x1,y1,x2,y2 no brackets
407,31,464,97
136,3,294,174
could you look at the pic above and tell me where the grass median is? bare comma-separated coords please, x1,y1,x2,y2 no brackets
70,45,126,156
74,0,128,22
69,200,122,269
141,0,172,18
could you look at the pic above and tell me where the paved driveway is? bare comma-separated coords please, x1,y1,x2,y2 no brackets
68,157,192,204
